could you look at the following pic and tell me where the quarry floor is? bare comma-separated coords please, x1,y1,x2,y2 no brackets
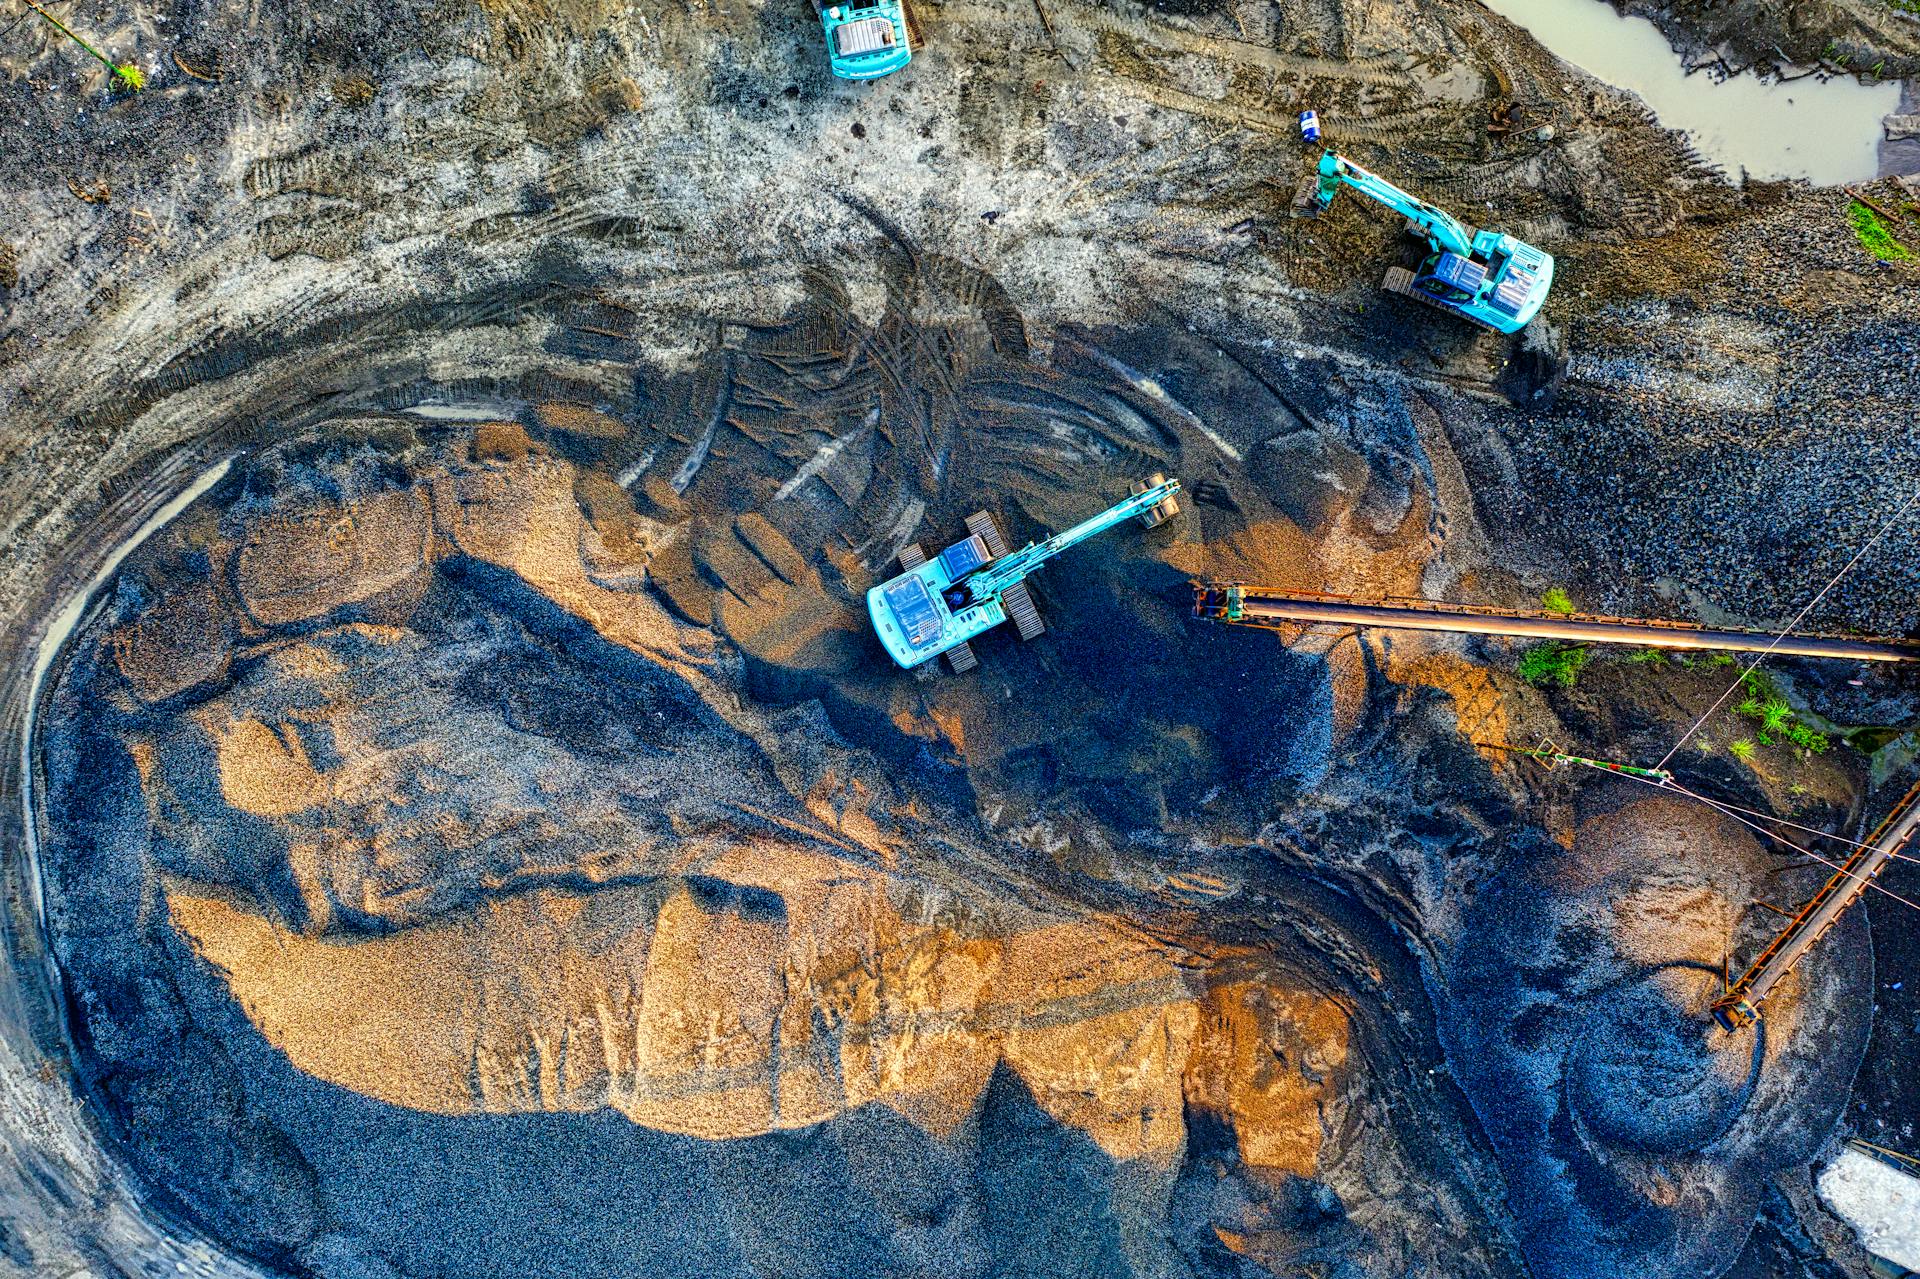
2,0,1919,1277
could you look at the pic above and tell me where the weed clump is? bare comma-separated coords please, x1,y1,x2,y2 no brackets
1847,200,1914,263
1518,642,1590,688
1731,671,1830,756
1540,588,1575,615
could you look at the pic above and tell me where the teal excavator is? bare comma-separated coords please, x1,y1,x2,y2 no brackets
1309,151,1554,333
868,476,1181,672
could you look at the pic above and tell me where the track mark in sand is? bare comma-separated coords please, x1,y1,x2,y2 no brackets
1089,74,1291,135
856,495,928,571
773,409,878,502
1315,106,1449,142
1040,0,1411,86
1064,336,1243,462
21,454,236,958
1091,72,1444,153
617,446,658,489
673,351,733,495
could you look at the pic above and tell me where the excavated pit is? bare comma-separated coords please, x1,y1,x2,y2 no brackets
3,0,1918,1276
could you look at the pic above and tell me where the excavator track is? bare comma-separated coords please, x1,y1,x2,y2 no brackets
1381,267,1498,331
945,640,979,673
1002,581,1045,640
964,509,1010,558
898,541,927,571
965,508,1043,637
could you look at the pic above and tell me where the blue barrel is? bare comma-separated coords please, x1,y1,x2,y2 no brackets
1298,110,1321,144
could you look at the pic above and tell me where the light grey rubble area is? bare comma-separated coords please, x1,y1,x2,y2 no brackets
1,0,1919,1275
1817,1145,1920,1271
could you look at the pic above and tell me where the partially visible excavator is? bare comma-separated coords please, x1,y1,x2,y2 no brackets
1307,150,1555,334
813,0,912,79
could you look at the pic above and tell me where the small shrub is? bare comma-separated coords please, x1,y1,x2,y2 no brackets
1848,200,1915,263
1518,643,1591,688
1541,588,1575,615
1785,722,1830,754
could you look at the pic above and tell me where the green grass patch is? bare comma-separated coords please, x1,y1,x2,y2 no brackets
1518,642,1590,688
1784,722,1830,754
1627,648,1666,664
1540,587,1575,615
1848,201,1915,263
1731,671,1830,756
1728,739,1756,762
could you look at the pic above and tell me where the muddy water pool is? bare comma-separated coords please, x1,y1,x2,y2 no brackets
1481,0,1906,184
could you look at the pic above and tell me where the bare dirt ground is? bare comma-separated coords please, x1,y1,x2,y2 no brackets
2,0,1918,1276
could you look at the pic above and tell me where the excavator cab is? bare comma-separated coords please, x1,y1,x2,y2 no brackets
937,534,993,610
1416,253,1485,303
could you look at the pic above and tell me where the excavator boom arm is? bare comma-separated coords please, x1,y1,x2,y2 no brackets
972,480,1180,597
1315,152,1476,258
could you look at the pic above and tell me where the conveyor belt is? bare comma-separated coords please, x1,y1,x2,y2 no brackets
1191,584,1920,664
1712,776,1920,1030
